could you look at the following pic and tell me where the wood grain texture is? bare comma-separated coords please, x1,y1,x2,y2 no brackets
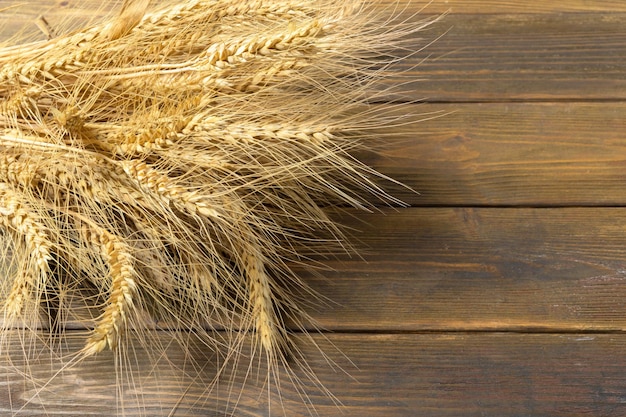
2,1,626,416
369,102,626,205
3,2,626,101
4,332,626,417
304,207,626,331
392,12,626,101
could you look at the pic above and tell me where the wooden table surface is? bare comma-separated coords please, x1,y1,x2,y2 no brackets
2,1,626,416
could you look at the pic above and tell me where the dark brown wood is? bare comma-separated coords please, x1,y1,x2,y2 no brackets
384,0,626,13
13,207,626,333
303,207,626,331
366,102,626,206
395,12,626,102
2,1,626,416
4,331,626,416
3,2,626,101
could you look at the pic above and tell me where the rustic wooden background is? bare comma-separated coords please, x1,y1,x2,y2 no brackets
2,0,626,416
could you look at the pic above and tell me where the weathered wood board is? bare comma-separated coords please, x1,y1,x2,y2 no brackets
3,332,626,416
1,0,626,416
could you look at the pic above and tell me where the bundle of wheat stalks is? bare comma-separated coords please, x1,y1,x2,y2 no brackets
0,0,435,413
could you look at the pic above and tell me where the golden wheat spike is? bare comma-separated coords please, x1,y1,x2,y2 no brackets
80,220,138,354
0,0,440,414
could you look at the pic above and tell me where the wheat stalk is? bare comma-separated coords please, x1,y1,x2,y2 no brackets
0,0,440,414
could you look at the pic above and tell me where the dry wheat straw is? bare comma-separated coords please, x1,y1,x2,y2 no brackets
0,0,439,413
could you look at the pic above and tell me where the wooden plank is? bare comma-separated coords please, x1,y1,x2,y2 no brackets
366,102,626,206
391,12,626,101
5,0,626,29
4,0,624,26
2,3,626,101
3,331,626,416
299,207,626,331
10,206,626,333
1,3,624,417
6,207,626,333
391,0,626,13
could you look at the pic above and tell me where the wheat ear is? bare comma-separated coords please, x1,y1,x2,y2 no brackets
0,0,441,413
120,159,222,220
0,183,52,315
243,244,280,353
81,221,137,355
